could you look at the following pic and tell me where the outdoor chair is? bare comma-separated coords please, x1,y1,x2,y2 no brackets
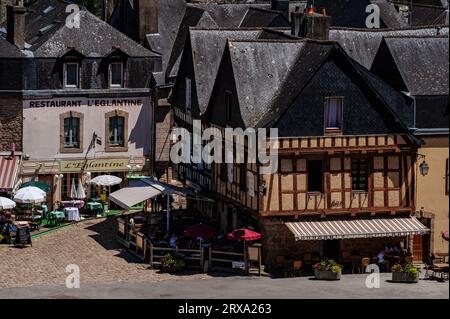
360,257,371,273
351,256,361,274
290,260,303,277
274,255,286,275
404,256,413,264
303,253,312,266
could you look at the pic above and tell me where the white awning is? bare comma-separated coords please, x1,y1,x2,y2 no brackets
109,185,164,210
286,216,429,241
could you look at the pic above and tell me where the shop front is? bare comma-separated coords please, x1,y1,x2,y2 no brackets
260,214,430,271
20,156,145,210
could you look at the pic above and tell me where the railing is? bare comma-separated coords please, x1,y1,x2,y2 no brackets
209,249,247,274
149,244,204,270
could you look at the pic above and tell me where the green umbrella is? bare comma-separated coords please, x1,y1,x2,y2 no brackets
20,181,50,192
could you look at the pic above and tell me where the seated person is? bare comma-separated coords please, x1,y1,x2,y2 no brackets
169,234,178,249
376,250,386,271
384,244,394,256
393,244,402,255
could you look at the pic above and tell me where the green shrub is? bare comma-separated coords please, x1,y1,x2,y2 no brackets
313,259,343,274
391,263,419,279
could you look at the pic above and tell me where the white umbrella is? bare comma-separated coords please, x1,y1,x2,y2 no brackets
70,179,78,199
0,196,16,210
77,178,86,199
90,175,122,186
14,186,46,204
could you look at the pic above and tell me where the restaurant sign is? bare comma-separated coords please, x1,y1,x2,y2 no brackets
60,158,130,173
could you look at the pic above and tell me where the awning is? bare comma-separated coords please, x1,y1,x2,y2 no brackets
286,216,430,241
109,184,164,210
0,156,21,192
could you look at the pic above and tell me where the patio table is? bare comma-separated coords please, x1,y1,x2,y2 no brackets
87,202,103,212
61,200,85,209
64,207,81,222
47,211,65,227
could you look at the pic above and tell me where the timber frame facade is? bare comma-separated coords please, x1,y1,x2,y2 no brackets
215,133,417,219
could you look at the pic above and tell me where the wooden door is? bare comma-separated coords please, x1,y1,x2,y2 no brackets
412,218,431,262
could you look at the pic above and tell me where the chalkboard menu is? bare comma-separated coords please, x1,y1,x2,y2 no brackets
15,226,32,247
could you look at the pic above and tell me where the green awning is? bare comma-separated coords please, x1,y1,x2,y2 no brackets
20,181,51,192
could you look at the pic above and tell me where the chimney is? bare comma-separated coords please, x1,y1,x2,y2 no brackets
291,6,331,41
138,0,158,43
6,0,26,49
271,0,289,21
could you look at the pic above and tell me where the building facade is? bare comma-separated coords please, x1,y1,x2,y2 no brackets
371,35,449,258
0,0,160,207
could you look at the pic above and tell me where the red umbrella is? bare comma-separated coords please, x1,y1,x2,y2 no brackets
442,230,449,241
183,223,217,239
227,228,261,242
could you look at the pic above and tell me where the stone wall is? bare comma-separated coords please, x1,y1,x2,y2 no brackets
259,218,321,269
0,95,22,152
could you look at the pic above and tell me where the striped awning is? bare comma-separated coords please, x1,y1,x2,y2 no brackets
0,156,21,191
286,216,429,241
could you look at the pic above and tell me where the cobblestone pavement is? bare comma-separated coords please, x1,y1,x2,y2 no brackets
0,218,210,289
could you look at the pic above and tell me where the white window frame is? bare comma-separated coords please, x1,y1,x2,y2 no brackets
64,62,79,88
109,62,124,88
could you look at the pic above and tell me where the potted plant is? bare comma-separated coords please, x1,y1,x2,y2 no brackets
160,253,186,273
391,263,419,283
313,259,343,280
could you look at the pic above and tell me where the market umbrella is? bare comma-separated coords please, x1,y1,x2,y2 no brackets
90,175,122,186
183,223,217,240
19,180,50,192
0,196,16,210
76,178,86,199
70,179,78,199
227,228,261,242
13,186,46,204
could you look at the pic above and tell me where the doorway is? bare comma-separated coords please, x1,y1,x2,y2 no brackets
323,240,341,261
413,218,431,262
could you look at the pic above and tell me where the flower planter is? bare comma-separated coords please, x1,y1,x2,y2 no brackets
392,272,418,283
314,269,341,280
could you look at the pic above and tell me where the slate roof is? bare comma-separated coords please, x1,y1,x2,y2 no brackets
165,2,272,81
409,3,449,26
239,7,291,27
144,0,187,75
313,0,407,28
381,35,449,95
0,36,24,57
22,0,154,58
329,26,449,68
186,28,262,113
215,39,420,144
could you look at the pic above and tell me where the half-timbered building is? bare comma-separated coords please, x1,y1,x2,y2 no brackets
204,35,430,267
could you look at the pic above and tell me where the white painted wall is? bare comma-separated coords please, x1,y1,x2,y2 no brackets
23,96,152,160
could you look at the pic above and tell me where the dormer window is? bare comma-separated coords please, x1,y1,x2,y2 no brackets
109,62,124,88
64,62,79,88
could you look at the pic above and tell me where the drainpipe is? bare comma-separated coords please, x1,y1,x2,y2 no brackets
150,85,158,177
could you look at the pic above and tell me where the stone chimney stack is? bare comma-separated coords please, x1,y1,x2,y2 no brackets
291,6,331,40
271,0,289,21
291,6,331,41
138,0,158,42
6,0,26,49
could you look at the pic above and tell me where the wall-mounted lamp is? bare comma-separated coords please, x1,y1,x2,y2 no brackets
417,154,429,176
419,160,429,176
